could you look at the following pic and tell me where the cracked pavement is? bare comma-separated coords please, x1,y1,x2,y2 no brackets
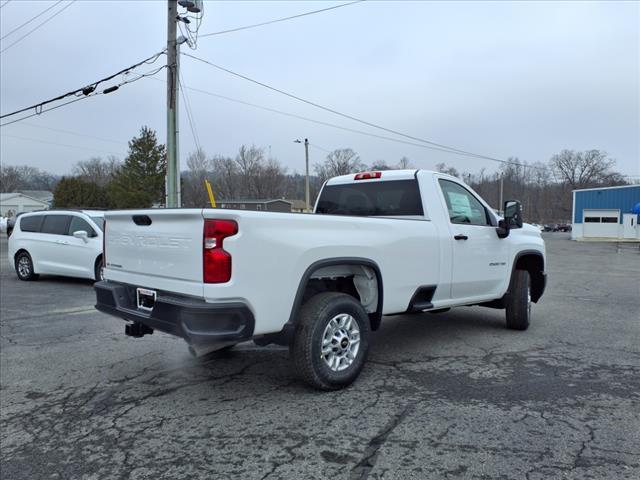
1,234,639,479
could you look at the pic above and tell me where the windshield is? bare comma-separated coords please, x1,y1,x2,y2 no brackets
90,217,104,231
315,179,424,216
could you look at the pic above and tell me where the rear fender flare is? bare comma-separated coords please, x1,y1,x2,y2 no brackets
287,257,384,331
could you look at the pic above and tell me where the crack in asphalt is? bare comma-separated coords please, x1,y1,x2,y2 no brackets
350,403,415,480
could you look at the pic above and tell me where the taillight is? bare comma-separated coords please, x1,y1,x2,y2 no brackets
354,171,382,180
203,219,238,283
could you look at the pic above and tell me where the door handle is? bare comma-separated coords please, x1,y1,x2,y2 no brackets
454,234,468,240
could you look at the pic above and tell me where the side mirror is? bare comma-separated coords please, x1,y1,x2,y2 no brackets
496,200,523,239
73,230,89,243
504,200,523,228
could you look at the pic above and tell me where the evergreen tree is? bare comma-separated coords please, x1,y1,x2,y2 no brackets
53,177,107,208
107,126,166,208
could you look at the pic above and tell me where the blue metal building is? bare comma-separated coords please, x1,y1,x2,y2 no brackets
572,185,640,240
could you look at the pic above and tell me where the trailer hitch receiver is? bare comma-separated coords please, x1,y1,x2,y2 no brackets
125,322,154,338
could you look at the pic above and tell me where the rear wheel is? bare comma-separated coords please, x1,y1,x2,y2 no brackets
505,269,531,330
290,292,370,390
15,251,39,281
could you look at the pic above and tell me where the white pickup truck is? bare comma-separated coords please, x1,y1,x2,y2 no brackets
95,170,546,390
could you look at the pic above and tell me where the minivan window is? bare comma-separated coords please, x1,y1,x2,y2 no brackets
41,215,72,235
316,179,424,216
90,217,104,231
19,215,45,233
69,217,96,237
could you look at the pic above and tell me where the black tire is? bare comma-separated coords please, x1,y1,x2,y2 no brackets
290,292,371,390
94,257,104,282
505,269,531,331
15,251,39,281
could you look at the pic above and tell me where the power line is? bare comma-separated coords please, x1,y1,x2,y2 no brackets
1,0,64,41
147,75,543,168
309,143,332,154
179,72,201,152
1,133,124,156
0,0,76,54
146,73,639,180
0,64,166,128
0,96,93,127
0,0,13,9
146,76,469,156
20,122,124,145
0,50,166,122
199,1,364,38
182,52,551,172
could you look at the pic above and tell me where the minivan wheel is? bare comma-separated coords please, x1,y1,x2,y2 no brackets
290,292,370,390
15,252,39,281
505,269,531,330
94,257,104,282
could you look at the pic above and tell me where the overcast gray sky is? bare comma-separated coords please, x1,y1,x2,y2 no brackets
1,0,638,177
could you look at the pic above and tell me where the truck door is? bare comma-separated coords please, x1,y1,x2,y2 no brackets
437,179,509,300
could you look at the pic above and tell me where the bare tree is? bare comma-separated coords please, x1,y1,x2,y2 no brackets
396,156,413,169
72,156,121,187
435,162,460,178
235,145,265,197
0,165,57,192
314,148,365,183
186,147,209,173
0,165,23,192
369,160,392,170
210,155,240,200
181,148,211,207
255,157,288,199
549,149,624,189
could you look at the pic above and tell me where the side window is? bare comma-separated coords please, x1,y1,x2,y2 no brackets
68,216,96,237
41,215,72,235
19,215,45,233
438,180,489,226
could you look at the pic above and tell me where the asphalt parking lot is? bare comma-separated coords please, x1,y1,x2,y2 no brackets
1,233,639,479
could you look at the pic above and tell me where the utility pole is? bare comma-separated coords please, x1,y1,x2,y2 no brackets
304,138,310,212
499,172,504,214
294,138,311,212
166,0,180,207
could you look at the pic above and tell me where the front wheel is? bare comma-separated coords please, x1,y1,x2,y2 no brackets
505,269,531,330
15,251,39,281
290,292,371,390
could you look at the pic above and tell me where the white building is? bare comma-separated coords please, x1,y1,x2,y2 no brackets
0,193,50,218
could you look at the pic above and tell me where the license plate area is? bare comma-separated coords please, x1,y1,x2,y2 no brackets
136,288,156,312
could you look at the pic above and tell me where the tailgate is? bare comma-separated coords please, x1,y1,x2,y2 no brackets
104,209,204,297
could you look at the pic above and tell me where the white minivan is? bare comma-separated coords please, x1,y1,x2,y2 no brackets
8,210,105,281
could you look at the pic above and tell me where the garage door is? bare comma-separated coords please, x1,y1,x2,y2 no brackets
583,209,620,238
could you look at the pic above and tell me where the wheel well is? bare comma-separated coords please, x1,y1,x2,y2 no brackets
293,261,383,331
94,254,103,268
14,249,29,262
514,254,545,302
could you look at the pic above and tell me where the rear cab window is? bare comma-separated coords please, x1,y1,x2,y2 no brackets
316,179,424,217
41,215,72,235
